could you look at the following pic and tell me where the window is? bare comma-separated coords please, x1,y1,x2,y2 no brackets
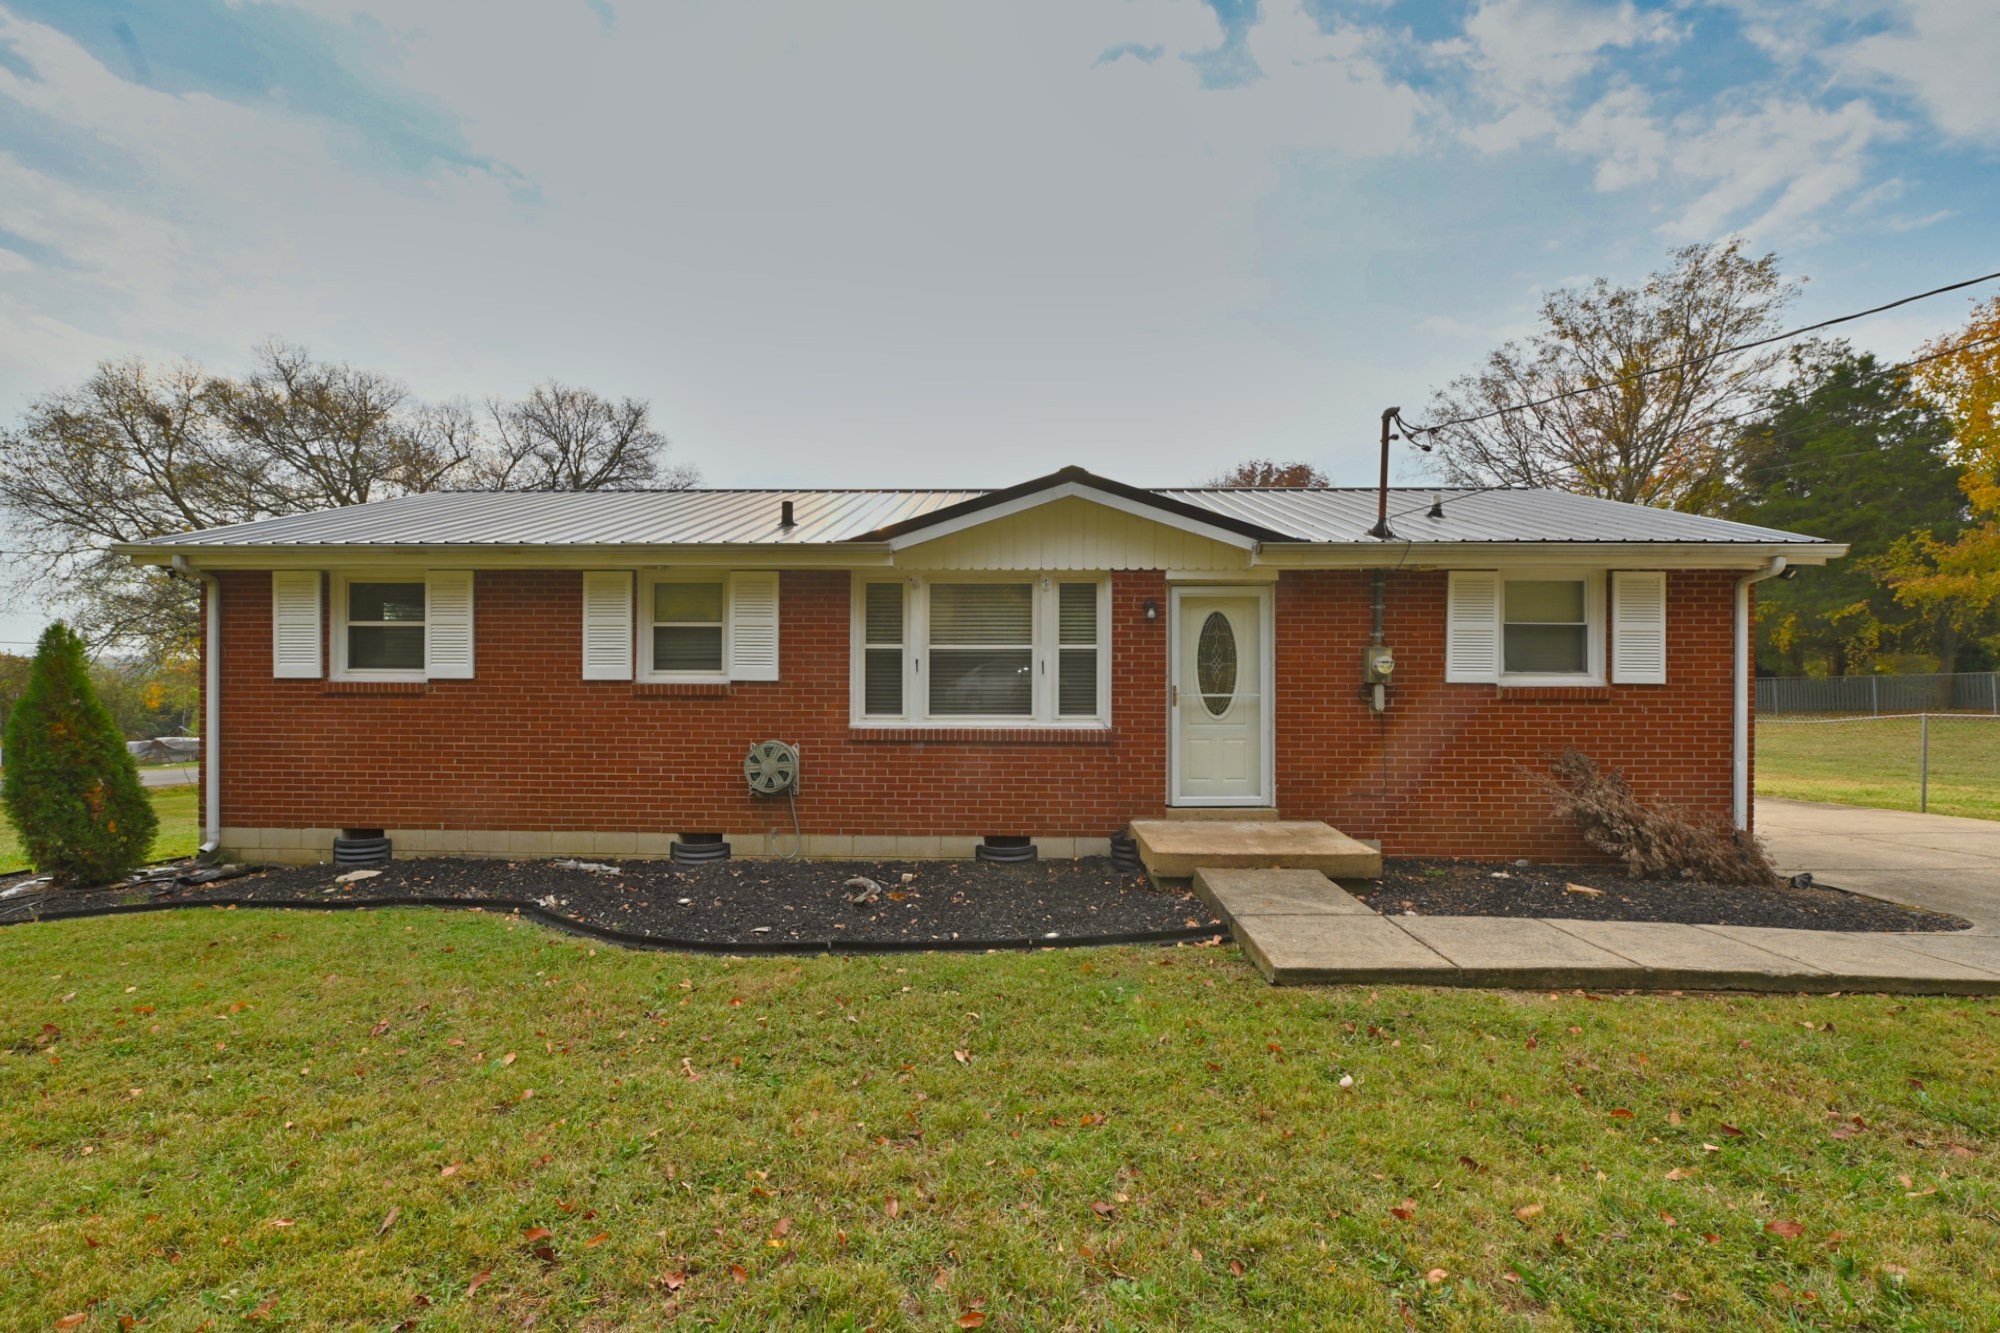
853,576,1109,725
1445,570,1604,686
346,581,425,672
646,578,727,677
1504,579,1589,675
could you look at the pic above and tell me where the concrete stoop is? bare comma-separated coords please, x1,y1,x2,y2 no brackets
1130,820,1381,880
1194,866,2000,995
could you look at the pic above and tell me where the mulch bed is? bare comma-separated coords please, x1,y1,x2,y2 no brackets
6,856,1222,947
1347,859,1970,933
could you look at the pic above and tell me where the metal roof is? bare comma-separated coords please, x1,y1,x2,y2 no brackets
123,479,1834,550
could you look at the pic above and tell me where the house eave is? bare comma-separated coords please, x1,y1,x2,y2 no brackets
1250,540,1848,570
115,542,900,571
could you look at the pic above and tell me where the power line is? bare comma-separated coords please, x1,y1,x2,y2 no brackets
1403,269,2000,438
1383,326,2000,527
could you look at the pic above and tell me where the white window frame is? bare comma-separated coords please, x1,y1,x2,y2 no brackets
639,572,730,682
1497,568,1605,687
331,572,429,682
849,574,1112,728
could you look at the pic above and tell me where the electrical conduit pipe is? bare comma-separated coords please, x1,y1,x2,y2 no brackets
1734,557,1786,831
171,555,221,856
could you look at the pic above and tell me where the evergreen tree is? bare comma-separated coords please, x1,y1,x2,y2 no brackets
1,622,157,885
1726,346,1967,674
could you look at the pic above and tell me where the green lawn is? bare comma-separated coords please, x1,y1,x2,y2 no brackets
3,910,1995,1328
0,784,198,876
1758,715,2000,821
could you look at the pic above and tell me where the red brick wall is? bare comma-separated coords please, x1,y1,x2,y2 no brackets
1274,569,1743,859
209,566,1745,859
213,569,1171,841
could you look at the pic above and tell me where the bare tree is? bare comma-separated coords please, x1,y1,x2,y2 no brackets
482,382,698,492
1420,240,1797,513
1208,458,1330,487
0,347,696,660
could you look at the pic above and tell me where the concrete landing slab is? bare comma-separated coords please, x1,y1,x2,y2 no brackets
1192,868,1371,925
1393,916,1644,988
1698,926,2000,993
1233,913,1454,984
1542,919,1831,989
1129,820,1382,879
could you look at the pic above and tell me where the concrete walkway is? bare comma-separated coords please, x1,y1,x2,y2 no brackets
1199,801,2000,993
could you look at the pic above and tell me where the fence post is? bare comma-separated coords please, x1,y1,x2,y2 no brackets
1920,713,1930,814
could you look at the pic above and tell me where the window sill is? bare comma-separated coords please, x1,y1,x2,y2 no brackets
633,681,733,698
323,680,429,695
1494,684,1614,703
848,725,1115,745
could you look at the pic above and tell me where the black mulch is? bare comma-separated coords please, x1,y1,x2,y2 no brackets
1347,859,1969,933
11,856,1223,946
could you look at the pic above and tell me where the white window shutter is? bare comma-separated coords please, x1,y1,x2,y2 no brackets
581,571,634,680
1611,571,1668,684
424,571,476,679
1445,571,1501,683
271,570,323,678
728,571,781,681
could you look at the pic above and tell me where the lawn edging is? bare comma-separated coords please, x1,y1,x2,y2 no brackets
0,891,1229,955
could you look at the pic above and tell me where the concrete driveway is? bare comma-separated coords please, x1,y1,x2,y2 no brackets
1757,797,2000,931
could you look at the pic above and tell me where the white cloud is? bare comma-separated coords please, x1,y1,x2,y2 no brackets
1836,0,2000,143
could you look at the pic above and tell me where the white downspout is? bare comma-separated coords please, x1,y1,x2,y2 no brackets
1734,556,1787,831
172,556,222,857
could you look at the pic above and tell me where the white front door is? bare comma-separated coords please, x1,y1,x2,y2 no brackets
1170,588,1271,805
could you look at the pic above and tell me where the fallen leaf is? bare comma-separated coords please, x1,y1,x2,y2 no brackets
731,1263,748,1283
378,1206,400,1236
269,1219,294,1228
1665,1167,1696,1181
1661,1211,1677,1227
1229,1259,1246,1277
1719,1123,1745,1138
1391,1200,1417,1221
523,1226,554,1243
371,1019,392,1037
502,1052,517,1066
246,1295,279,1320
584,1232,608,1248
1513,1204,1543,1222
953,1049,970,1065
1609,1108,1635,1120
661,1271,686,1291
440,1162,461,1178
1908,1078,1926,1091
771,1217,793,1239
1564,882,1605,897
466,1270,492,1297
1426,1268,1448,1284
1090,1201,1116,1218
56,1317,86,1330
1766,1220,1806,1240
884,1197,900,1218
956,1314,987,1329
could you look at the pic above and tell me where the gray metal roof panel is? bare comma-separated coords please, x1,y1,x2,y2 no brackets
129,484,1834,548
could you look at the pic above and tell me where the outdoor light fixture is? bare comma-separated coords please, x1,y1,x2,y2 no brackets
1144,599,1159,622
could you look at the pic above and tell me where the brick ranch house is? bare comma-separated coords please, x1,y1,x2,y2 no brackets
117,467,1842,866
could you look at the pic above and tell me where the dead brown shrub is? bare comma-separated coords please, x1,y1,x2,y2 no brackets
1539,749,1779,887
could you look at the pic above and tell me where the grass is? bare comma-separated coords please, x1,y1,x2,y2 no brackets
1757,714,2000,821
3,910,1997,1329
0,784,200,876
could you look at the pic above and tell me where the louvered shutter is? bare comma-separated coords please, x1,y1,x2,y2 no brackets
1445,571,1501,683
271,570,323,678
581,571,634,680
1611,571,1668,685
727,571,780,681
424,571,476,679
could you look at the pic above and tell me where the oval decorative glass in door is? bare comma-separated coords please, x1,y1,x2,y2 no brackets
1196,611,1238,716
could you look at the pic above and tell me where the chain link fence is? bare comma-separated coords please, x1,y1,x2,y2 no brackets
1756,713,2000,819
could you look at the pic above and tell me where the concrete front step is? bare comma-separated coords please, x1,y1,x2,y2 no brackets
1129,819,1382,879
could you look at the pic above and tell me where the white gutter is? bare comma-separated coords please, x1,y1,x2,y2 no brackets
172,556,222,857
1734,556,1787,830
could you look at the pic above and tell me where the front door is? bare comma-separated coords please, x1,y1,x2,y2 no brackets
1170,588,1271,805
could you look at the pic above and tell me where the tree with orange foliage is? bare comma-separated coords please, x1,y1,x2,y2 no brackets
1877,297,2000,651
1208,459,1330,487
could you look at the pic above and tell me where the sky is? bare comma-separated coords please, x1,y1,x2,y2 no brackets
0,0,1997,650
